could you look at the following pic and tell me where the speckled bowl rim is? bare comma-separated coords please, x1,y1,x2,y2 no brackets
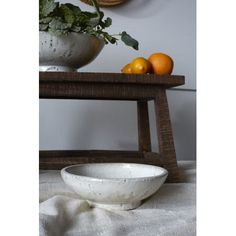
61,163,168,182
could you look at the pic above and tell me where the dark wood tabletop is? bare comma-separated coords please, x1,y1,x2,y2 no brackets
39,72,185,101
39,72,185,87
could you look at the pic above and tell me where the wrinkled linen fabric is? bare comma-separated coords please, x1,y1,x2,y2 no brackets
39,161,196,236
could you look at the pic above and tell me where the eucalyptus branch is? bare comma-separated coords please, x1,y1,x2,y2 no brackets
39,0,139,50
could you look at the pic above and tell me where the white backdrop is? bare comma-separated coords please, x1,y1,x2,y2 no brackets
40,0,196,160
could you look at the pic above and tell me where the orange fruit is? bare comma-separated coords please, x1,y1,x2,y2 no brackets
130,57,152,74
148,53,174,75
121,63,132,74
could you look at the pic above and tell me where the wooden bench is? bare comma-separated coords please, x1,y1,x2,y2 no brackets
39,72,185,182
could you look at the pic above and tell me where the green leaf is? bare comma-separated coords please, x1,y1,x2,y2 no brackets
88,17,100,27
39,24,49,31
100,17,112,29
104,17,112,27
83,11,97,18
40,0,59,18
75,12,90,27
64,3,81,15
71,25,82,33
39,17,53,24
60,4,76,24
48,28,68,36
49,17,72,31
82,12,100,27
121,31,139,50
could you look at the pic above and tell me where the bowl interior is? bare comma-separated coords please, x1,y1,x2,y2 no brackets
64,163,167,179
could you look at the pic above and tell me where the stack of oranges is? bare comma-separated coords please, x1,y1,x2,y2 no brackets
121,53,174,76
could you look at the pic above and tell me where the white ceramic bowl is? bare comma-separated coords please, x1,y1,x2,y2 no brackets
39,32,105,72
61,163,168,210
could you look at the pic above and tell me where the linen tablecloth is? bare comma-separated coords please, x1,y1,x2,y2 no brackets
39,161,196,236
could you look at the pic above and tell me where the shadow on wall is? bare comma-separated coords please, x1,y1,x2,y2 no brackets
118,140,137,150
70,101,138,150
105,0,174,18
170,92,196,160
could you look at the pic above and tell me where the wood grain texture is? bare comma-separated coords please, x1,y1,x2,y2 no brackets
39,73,185,100
137,101,152,152
39,72,184,87
40,82,163,100
154,89,181,182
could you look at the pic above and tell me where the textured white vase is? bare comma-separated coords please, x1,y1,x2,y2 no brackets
39,32,105,72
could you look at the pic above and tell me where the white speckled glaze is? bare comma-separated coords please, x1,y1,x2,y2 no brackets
61,163,168,210
39,32,105,71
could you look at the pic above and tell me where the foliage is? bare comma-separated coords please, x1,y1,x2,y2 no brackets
39,0,139,50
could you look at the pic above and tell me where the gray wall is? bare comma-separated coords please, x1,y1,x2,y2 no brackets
39,0,196,160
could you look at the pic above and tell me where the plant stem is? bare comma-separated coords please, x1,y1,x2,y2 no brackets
110,34,121,37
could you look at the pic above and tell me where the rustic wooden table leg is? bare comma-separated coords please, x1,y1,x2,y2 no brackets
154,89,181,182
137,100,152,152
